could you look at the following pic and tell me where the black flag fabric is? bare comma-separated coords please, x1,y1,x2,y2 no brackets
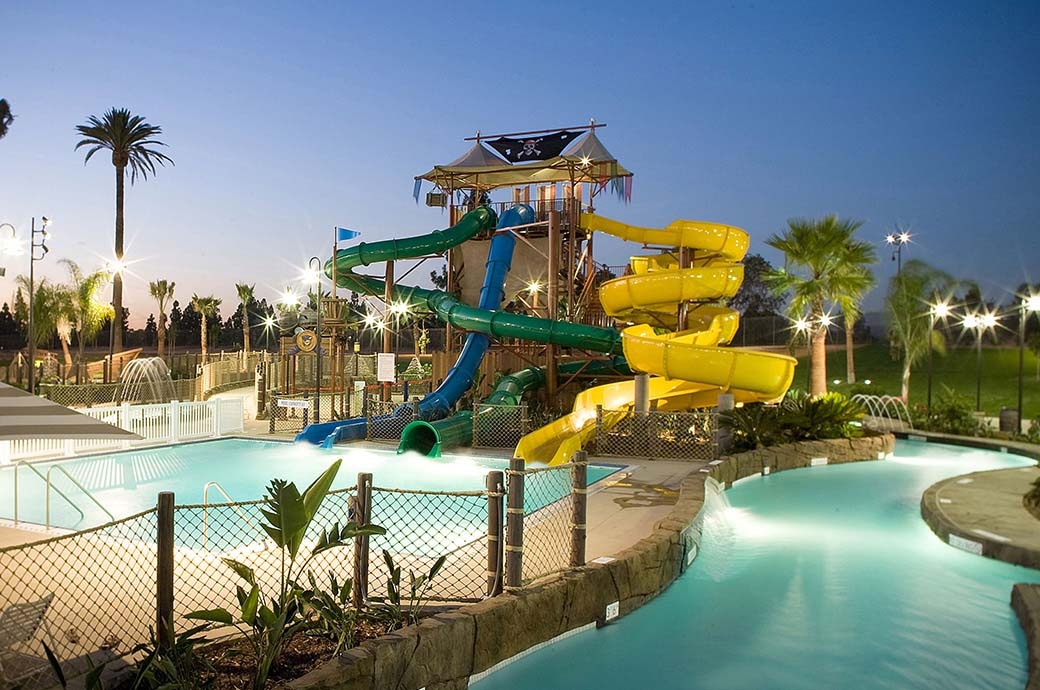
486,130,579,163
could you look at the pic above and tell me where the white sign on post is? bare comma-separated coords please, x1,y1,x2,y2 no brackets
377,353,396,383
277,399,310,410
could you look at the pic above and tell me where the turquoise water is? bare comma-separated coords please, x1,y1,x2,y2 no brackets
0,439,616,531
474,441,1039,690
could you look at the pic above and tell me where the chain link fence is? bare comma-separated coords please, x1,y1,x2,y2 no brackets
517,464,576,583
472,403,528,449
593,407,719,462
0,510,159,685
0,460,589,685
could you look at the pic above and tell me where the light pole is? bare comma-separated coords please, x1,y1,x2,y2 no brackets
793,315,811,390
926,301,951,415
1018,295,1040,432
28,217,52,393
306,257,323,424
964,312,998,412
885,230,911,275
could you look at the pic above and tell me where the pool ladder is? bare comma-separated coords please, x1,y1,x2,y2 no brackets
202,481,263,549
13,461,115,530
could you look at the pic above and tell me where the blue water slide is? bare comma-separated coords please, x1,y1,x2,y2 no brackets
296,204,532,447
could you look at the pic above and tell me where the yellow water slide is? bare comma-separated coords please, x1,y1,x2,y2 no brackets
514,213,797,465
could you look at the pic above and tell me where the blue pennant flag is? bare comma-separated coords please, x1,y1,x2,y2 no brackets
337,227,361,242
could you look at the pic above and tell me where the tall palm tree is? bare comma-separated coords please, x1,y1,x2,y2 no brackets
765,215,875,396
835,252,877,384
61,259,114,369
886,259,957,400
75,108,173,353
235,283,255,355
150,279,175,358
191,294,221,358
0,99,13,140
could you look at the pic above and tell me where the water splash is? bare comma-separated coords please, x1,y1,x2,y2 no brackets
114,357,177,404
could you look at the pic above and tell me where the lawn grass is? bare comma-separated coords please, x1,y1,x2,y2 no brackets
793,343,1040,420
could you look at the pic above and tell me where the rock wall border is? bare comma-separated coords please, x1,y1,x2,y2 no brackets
289,433,894,690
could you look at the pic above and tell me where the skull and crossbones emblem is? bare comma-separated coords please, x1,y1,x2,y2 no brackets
518,138,542,159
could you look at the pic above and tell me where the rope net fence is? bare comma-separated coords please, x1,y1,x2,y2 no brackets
515,463,576,583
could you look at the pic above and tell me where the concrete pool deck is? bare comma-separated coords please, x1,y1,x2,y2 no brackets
910,431,1040,570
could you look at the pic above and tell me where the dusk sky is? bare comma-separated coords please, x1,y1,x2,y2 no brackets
2,1,1038,328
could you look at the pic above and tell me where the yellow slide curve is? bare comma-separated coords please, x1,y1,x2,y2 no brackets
514,213,797,465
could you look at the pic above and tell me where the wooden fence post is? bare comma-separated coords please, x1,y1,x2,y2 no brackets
156,492,175,650
352,473,373,609
486,471,504,597
505,457,524,589
570,450,588,567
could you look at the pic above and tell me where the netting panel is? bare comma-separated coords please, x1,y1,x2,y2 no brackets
517,464,574,583
367,487,489,602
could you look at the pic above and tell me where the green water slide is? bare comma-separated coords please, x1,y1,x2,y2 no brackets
397,357,632,457
330,211,623,354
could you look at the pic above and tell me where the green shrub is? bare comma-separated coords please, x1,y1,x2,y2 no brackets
779,391,865,440
914,385,990,436
719,404,782,451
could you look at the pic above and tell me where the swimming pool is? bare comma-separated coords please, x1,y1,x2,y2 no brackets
474,440,1039,690
0,439,617,531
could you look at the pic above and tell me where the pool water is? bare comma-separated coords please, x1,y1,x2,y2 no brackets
474,441,1039,690
0,439,617,531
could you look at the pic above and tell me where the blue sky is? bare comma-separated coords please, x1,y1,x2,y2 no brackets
1,0,1038,326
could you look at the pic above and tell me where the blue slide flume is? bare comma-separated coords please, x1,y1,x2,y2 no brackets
294,204,531,446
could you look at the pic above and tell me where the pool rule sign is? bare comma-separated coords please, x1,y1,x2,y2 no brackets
377,353,396,383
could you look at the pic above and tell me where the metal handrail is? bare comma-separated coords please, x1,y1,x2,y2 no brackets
45,465,115,530
14,461,85,528
202,481,262,549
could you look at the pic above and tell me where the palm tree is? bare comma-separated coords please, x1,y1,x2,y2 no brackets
75,108,173,353
61,260,114,372
235,283,255,355
835,254,877,384
0,99,13,140
191,294,221,358
885,259,957,400
765,215,875,396
150,279,175,358
15,276,59,349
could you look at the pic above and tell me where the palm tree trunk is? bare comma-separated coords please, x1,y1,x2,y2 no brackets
845,318,856,384
811,325,828,396
901,358,911,401
200,314,208,358
113,164,125,353
60,337,73,368
157,316,167,358
241,305,251,355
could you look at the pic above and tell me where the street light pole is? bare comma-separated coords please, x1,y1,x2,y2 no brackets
1018,296,1040,433
308,257,323,425
926,301,950,416
27,217,51,393
885,230,912,275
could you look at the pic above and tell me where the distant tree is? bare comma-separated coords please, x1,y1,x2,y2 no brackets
13,287,28,331
235,283,255,354
191,294,221,357
765,215,875,396
144,314,157,346
430,265,448,291
0,99,13,140
149,279,175,358
885,259,958,400
729,254,786,317
75,107,173,352
169,300,182,353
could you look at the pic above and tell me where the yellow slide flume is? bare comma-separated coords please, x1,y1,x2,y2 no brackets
515,213,796,465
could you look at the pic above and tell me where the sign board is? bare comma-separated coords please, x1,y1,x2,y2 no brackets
295,330,318,353
377,353,396,383
277,398,310,410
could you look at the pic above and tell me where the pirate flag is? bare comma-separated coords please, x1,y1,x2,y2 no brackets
486,130,579,163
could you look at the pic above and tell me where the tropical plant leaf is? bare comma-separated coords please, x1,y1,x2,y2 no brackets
185,608,234,625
